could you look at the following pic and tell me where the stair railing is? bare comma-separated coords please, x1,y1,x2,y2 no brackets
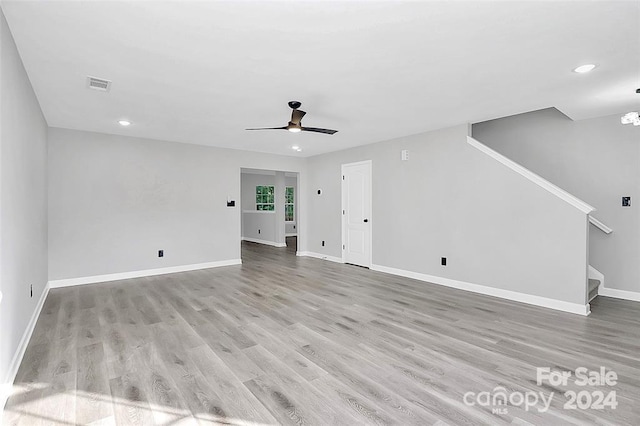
589,216,612,234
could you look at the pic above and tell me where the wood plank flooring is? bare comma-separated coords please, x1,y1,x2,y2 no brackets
4,237,640,425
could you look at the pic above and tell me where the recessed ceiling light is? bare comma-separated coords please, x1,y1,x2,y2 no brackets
118,120,131,126
620,90,640,126
621,111,640,126
573,64,596,73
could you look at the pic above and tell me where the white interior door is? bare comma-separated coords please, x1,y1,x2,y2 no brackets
342,161,372,267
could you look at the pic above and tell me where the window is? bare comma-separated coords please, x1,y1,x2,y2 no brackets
285,186,294,221
256,185,274,211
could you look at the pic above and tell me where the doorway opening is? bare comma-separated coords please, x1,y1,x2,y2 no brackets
240,168,299,258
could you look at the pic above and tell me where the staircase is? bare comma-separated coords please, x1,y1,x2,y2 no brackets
587,216,611,304
588,278,600,302
588,265,605,302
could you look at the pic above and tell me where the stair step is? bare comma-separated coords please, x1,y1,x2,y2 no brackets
588,278,600,293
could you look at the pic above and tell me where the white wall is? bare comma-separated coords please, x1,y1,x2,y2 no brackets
0,7,48,398
242,211,277,243
241,172,275,213
306,124,589,306
473,108,639,294
285,222,297,235
48,128,305,281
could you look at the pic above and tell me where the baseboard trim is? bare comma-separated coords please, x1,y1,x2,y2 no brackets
371,264,590,316
1,282,50,414
48,259,242,288
599,286,640,302
296,251,344,264
241,237,287,248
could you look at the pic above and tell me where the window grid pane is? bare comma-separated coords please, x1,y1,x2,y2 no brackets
285,187,294,221
256,185,275,211
285,205,294,221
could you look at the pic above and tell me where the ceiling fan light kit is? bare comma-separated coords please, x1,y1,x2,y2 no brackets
246,101,338,135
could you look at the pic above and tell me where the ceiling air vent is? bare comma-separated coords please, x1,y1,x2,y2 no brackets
86,76,111,92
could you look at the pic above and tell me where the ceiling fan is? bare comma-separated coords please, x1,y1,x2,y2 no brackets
246,101,338,135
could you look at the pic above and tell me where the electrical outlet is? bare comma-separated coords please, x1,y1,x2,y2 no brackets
441,257,447,266
30,284,33,298
322,240,325,247
258,229,261,234
622,196,631,207
158,250,164,258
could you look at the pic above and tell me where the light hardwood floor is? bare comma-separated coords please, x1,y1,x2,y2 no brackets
4,238,640,425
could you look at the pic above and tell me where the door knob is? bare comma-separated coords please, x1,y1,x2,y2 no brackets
363,219,369,223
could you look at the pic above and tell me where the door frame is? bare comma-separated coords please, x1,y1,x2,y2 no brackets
341,160,373,267
238,168,302,256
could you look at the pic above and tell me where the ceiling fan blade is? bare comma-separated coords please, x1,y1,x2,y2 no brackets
290,109,306,125
245,126,287,131
301,127,338,135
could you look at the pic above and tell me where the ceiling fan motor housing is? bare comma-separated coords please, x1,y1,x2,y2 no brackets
246,101,337,134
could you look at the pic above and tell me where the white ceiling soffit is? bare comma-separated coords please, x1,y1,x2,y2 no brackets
241,169,298,178
2,1,639,157
241,168,276,176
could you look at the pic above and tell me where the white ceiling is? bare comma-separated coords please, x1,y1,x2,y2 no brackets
2,1,639,157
